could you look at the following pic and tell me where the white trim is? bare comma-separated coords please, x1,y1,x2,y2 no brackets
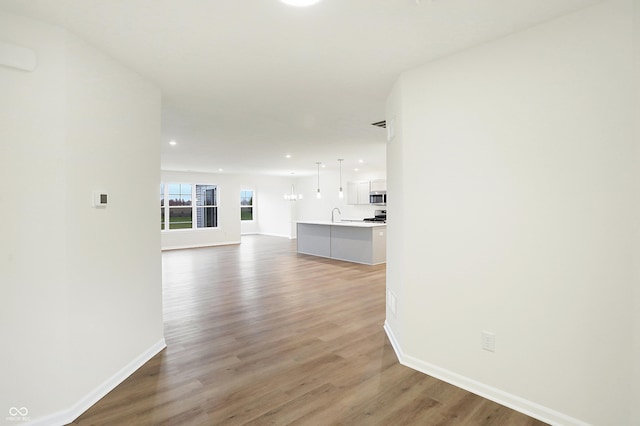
383,320,402,357
28,338,166,426
383,321,588,426
161,234,295,250
161,240,241,251
257,232,293,239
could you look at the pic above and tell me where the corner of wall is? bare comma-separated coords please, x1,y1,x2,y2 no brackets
384,75,405,342
28,339,166,426
632,0,640,422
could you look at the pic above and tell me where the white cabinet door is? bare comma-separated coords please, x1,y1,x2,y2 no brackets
347,181,370,205
347,181,358,205
370,179,386,192
357,181,370,204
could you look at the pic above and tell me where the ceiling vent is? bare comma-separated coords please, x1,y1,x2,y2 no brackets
371,120,386,128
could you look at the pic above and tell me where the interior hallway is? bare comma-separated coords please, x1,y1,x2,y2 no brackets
71,235,546,425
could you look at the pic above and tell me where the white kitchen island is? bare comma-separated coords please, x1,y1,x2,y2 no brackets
296,221,386,265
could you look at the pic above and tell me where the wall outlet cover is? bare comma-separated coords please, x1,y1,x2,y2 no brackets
387,290,397,317
481,331,495,352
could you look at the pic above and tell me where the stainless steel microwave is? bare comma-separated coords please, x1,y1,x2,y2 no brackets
369,191,386,205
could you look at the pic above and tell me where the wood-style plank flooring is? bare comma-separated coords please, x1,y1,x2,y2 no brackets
71,235,547,425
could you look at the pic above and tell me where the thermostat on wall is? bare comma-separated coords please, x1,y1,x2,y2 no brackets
93,191,108,208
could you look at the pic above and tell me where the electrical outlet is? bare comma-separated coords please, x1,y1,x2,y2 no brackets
481,331,495,352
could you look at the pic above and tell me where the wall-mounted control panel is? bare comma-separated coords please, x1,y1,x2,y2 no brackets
92,191,108,208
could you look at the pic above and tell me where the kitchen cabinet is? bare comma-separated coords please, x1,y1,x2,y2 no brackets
347,181,370,205
370,179,387,192
297,221,386,265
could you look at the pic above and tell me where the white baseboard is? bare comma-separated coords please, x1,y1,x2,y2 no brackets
162,234,295,251
29,338,166,426
161,240,241,251
254,232,293,239
383,322,587,426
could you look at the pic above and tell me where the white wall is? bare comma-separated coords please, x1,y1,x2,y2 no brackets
633,0,640,420
161,171,295,249
385,1,637,425
250,175,299,238
384,82,406,353
0,10,163,426
0,12,69,423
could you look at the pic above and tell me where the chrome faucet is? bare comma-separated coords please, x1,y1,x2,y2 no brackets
331,207,342,223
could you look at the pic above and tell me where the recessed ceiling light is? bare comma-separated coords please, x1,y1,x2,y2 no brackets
358,159,364,163
354,168,360,172
285,154,292,158
321,164,326,168
218,168,223,172
169,140,177,146
280,0,322,7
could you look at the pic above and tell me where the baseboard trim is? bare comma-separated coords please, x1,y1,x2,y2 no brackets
254,232,293,239
162,235,295,251
161,240,241,251
29,338,167,426
383,321,587,426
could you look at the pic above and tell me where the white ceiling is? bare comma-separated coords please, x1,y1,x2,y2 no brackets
1,0,602,176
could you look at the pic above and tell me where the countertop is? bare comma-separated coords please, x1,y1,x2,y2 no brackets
297,220,386,228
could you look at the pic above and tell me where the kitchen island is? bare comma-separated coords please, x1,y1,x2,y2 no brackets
297,221,386,265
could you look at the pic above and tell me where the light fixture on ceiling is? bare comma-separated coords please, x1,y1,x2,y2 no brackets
280,0,322,7
316,162,322,199
169,140,177,146
338,159,344,199
284,184,303,201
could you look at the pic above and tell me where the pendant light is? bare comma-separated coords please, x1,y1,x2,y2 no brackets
316,162,322,199
338,159,344,198
284,184,303,201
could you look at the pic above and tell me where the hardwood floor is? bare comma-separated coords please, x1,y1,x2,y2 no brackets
71,235,546,426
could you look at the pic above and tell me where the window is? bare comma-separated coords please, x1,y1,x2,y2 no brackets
160,183,218,230
240,190,254,221
168,183,193,229
160,184,165,229
196,184,218,228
